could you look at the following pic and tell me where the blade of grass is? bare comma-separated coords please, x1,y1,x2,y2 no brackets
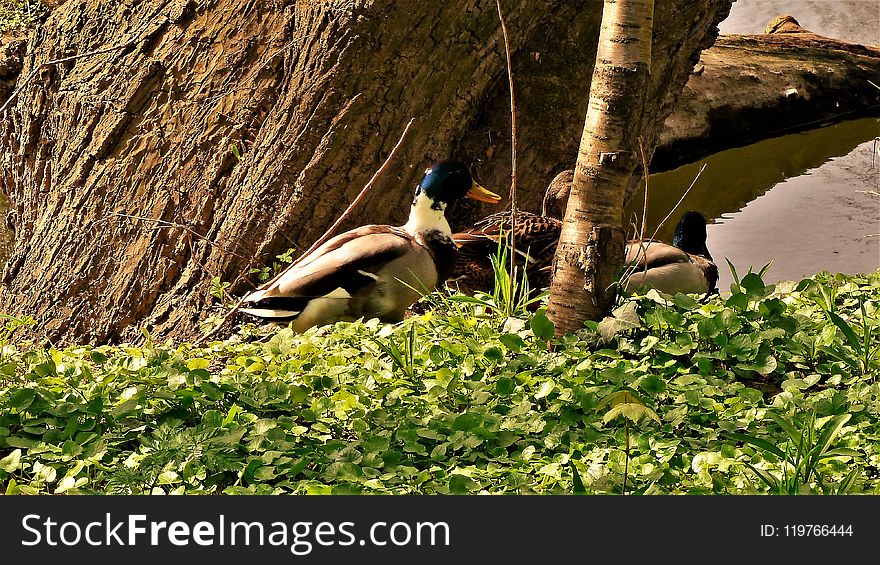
727,432,786,459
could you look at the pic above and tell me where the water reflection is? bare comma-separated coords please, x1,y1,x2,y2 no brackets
630,117,879,289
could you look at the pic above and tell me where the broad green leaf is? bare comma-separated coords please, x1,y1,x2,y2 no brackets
89,350,108,363
449,473,478,494
673,293,700,310
499,333,525,352
8,388,35,410
416,428,446,441
603,403,660,425
638,374,666,395
0,449,21,472
529,313,554,341
534,380,555,399
495,377,515,396
200,381,223,400
430,444,448,460
483,347,504,362
452,413,481,431
187,358,210,370
112,398,139,418
737,354,777,375
61,440,82,459
741,273,766,296
253,466,277,481
6,436,37,449
726,293,749,310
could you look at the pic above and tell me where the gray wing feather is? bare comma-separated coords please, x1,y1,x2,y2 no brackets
626,241,691,269
262,227,416,299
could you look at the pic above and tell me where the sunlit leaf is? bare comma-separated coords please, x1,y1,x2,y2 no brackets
0,449,21,472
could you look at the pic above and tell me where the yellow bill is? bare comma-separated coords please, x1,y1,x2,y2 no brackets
467,180,502,203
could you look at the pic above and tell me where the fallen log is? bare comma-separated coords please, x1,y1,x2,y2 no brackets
655,15,880,171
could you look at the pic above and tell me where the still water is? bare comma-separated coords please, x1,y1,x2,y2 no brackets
632,0,880,290
632,118,880,290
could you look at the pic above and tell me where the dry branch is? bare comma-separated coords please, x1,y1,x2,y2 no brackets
194,117,416,346
495,0,518,296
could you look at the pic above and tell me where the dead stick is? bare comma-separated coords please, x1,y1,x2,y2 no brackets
109,212,251,262
624,138,652,288
637,137,650,243
496,0,518,305
622,162,707,287
649,162,707,243
195,117,416,346
257,117,416,289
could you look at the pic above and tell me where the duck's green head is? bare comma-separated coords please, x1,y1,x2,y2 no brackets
416,160,501,209
673,210,710,255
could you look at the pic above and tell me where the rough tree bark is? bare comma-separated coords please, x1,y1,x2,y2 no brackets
0,0,733,343
546,0,654,335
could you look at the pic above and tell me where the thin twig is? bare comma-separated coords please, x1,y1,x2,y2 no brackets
541,184,551,218
649,162,707,243
621,163,707,287
109,212,250,262
637,137,650,243
0,38,141,116
194,118,416,346
257,117,416,290
624,138,653,288
496,0,517,308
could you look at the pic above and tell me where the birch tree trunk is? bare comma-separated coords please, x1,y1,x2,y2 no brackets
546,0,655,334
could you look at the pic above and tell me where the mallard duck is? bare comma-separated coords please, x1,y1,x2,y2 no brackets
450,169,717,296
623,210,718,295
240,160,501,331
449,170,571,295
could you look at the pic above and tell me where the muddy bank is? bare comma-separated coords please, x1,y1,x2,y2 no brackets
654,16,880,171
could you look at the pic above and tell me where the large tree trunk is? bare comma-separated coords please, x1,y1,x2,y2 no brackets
0,0,732,343
546,0,654,335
